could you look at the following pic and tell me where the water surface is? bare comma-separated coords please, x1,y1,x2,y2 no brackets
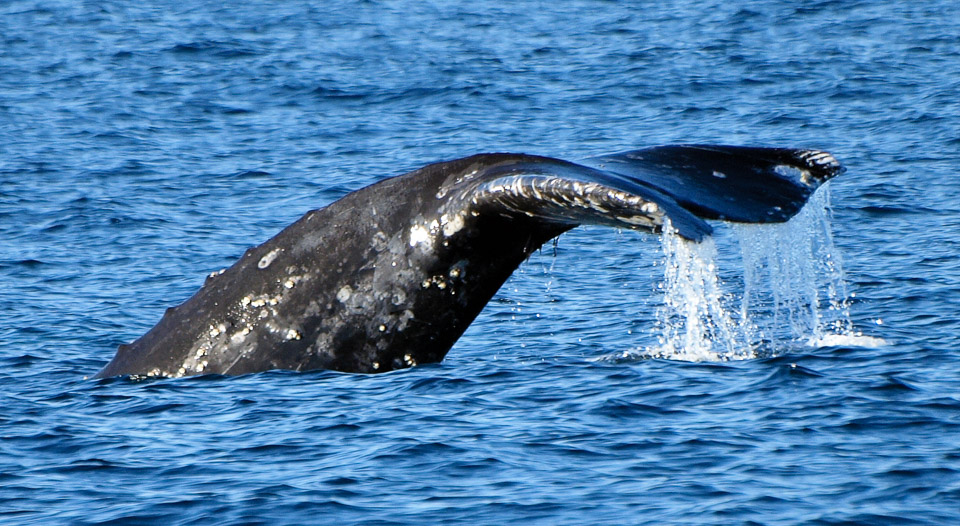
2,1,960,524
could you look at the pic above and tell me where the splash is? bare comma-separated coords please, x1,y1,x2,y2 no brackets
644,186,882,362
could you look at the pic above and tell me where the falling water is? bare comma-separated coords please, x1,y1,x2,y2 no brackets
733,187,854,350
651,228,753,361
647,186,873,361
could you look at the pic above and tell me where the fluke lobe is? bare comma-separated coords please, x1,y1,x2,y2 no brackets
94,145,843,378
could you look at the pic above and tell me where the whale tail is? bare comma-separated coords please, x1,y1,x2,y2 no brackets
465,145,844,241
583,145,844,223
94,144,845,378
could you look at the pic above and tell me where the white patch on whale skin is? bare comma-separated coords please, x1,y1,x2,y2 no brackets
440,212,465,237
371,230,389,251
396,309,414,331
336,285,353,303
258,248,282,269
797,149,841,171
447,259,468,281
231,327,251,344
774,164,813,186
408,224,432,249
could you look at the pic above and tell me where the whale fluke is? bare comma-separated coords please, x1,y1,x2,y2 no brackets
94,145,843,378
581,145,844,224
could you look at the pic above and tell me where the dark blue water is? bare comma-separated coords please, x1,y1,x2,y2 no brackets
3,1,960,524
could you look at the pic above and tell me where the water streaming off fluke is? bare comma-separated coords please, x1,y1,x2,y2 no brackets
640,186,885,362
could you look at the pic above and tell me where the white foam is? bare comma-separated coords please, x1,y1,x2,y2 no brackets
808,332,889,348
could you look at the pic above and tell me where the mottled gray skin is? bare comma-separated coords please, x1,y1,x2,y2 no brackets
96,154,575,377
95,146,842,378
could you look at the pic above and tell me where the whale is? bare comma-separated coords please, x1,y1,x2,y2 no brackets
94,145,843,378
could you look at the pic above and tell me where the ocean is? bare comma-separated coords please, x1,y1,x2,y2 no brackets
2,0,959,524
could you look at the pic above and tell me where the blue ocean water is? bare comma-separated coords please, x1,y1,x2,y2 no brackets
3,0,960,523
